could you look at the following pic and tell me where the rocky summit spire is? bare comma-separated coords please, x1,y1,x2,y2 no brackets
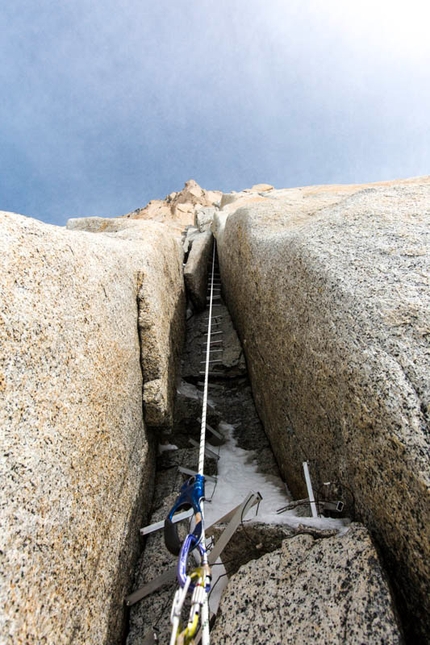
123,180,222,232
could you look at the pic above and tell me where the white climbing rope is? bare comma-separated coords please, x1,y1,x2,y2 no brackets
197,241,217,645
198,241,217,476
168,241,216,645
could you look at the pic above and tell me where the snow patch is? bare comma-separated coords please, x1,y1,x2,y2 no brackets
205,425,348,534
158,443,179,454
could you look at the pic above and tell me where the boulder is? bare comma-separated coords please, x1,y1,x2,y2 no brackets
220,183,274,210
0,211,184,644
172,179,220,209
170,380,222,445
215,177,430,641
247,182,274,192
183,231,213,311
195,206,217,232
211,523,403,644
182,226,200,254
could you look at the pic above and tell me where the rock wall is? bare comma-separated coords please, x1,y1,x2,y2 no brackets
66,217,185,428
215,177,430,642
0,212,184,644
183,230,213,311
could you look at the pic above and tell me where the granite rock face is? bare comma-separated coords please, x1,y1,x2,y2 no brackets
67,217,185,427
183,230,213,311
195,206,217,232
211,523,403,644
215,177,430,641
0,211,184,644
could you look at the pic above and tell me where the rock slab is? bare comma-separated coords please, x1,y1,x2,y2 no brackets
215,177,430,642
183,230,213,311
0,212,184,644
211,523,402,644
67,216,185,427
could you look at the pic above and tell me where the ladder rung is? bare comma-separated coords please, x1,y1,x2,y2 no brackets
126,492,262,607
197,382,224,389
197,419,224,441
178,466,217,483
188,439,219,460
139,508,193,536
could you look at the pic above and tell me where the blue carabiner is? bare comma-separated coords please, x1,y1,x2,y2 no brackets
164,474,205,556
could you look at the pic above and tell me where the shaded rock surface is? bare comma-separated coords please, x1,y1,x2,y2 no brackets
183,230,213,311
182,304,247,381
211,523,403,644
127,289,278,643
195,206,217,232
215,176,430,642
127,279,402,645
0,211,184,644
171,380,222,447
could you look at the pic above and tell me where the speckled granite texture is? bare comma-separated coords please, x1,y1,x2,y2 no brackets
211,523,402,644
0,211,184,644
215,177,430,642
183,230,213,311
67,215,185,428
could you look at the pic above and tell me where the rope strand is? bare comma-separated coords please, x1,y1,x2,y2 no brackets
168,239,217,645
198,241,216,476
197,241,217,645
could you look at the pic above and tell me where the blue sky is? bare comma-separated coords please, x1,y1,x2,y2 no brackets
1,0,430,226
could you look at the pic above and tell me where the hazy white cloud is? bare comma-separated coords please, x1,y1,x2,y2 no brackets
1,0,429,224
